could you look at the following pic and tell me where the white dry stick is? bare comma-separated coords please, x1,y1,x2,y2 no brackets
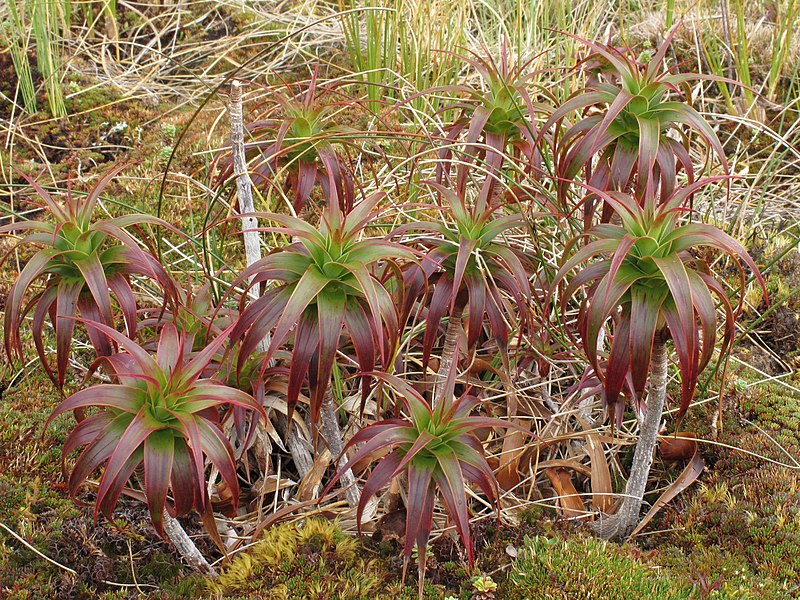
228,81,315,481
229,80,263,307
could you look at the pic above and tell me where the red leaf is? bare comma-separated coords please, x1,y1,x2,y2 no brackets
48,385,145,426
95,409,153,508
403,460,436,561
433,450,473,564
629,287,666,397
169,441,199,516
355,449,403,535
74,252,113,327
195,419,240,512
144,430,176,535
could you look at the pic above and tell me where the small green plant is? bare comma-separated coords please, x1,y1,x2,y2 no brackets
161,123,177,140
230,192,412,425
411,543,434,563
402,179,534,371
325,354,522,595
503,535,692,599
209,518,385,599
216,72,355,213
158,146,174,166
471,574,497,592
545,27,728,220
552,180,766,538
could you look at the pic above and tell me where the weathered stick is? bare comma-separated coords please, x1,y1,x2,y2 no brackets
229,81,314,485
320,391,361,509
229,80,263,305
592,339,669,540
163,510,216,576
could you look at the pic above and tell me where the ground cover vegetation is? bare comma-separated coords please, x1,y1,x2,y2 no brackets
1,0,799,598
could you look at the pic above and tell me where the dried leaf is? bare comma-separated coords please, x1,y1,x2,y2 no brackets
545,467,586,520
587,435,614,512
630,446,704,537
658,431,698,461
497,426,527,489
298,448,332,500
537,459,592,478
255,475,296,496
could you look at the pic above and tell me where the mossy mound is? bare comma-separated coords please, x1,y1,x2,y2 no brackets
502,535,692,600
208,518,388,600
652,378,800,598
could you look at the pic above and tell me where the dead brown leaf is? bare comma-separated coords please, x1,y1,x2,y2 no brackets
544,467,586,520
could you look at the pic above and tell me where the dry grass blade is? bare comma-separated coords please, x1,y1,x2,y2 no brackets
586,434,614,513
298,447,332,500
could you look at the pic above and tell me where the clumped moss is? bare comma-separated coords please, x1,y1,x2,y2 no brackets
657,544,788,599
208,518,386,599
652,378,800,598
502,535,692,600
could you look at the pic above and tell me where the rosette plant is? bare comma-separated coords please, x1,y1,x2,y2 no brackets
139,281,234,353
439,46,547,155
402,180,533,379
216,72,354,213
544,26,728,222
2,166,177,388
551,179,766,539
324,348,522,596
230,192,412,427
430,45,551,189
45,322,264,537
399,178,536,489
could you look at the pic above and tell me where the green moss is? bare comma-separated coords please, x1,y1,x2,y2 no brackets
653,377,800,597
208,518,387,599
63,74,121,114
138,551,186,582
161,573,211,598
502,535,692,600
657,544,789,599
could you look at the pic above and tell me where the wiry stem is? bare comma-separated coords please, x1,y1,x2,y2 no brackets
593,339,669,540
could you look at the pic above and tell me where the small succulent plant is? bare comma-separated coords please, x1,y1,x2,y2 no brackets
325,351,525,594
2,166,177,388
230,192,412,426
46,322,264,535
